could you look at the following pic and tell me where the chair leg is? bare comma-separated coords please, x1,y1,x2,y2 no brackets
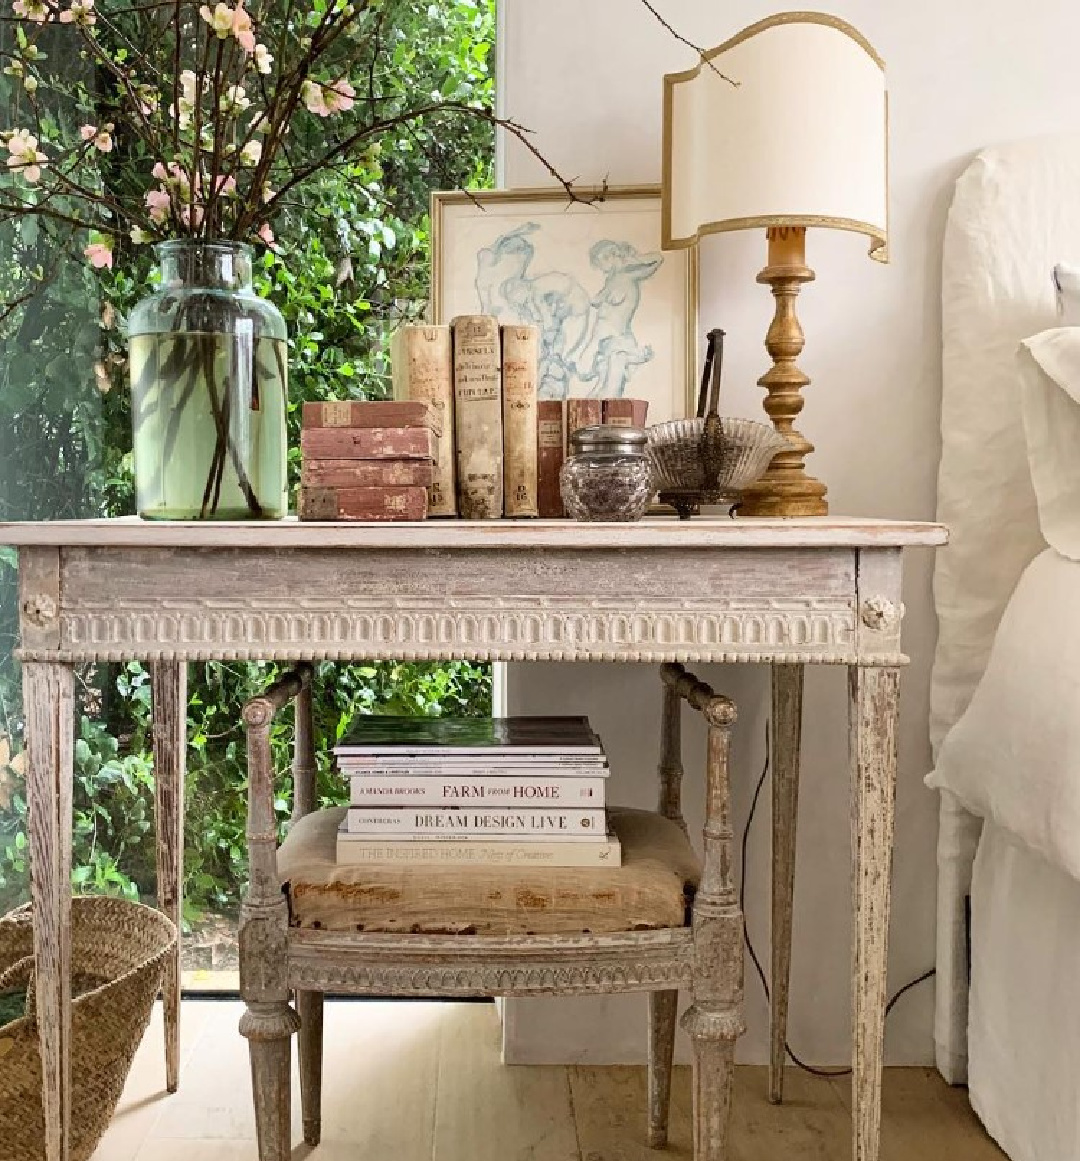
241,1002,300,1161
685,1018,737,1161
297,990,325,1146
648,990,678,1148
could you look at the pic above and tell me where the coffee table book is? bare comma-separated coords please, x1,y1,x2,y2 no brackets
344,806,606,836
347,773,608,806
333,715,602,757
335,823,622,867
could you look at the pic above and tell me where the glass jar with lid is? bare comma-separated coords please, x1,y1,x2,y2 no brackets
559,424,654,521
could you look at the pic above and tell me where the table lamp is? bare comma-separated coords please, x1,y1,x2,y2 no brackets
661,12,888,516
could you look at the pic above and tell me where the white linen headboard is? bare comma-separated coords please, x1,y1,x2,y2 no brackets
932,133,1080,1081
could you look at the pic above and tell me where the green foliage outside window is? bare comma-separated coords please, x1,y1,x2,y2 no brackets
0,0,495,921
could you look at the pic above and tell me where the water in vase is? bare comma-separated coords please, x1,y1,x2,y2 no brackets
130,331,288,520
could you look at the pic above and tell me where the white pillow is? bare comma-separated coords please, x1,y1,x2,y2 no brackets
927,548,1080,883
1017,327,1080,560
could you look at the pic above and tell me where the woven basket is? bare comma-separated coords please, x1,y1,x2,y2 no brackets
0,897,176,1161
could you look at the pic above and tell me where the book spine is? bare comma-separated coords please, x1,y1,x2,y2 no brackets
602,398,649,427
452,315,503,519
536,400,566,518
300,427,437,461
345,806,606,836
340,761,609,776
348,775,608,806
501,325,539,518
302,399,439,434
391,324,457,516
335,835,622,867
301,459,434,489
298,486,428,522
566,398,603,440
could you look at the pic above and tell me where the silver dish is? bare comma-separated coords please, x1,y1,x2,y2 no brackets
647,417,787,517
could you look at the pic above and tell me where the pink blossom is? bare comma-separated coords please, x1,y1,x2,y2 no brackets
199,0,254,52
257,222,274,247
213,174,237,196
80,123,113,152
324,79,355,115
180,203,204,229
302,78,355,117
145,188,171,223
6,130,47,182
151,161,168,182
84,241,113,269
199,1,233,36
301,80,329,117
12,0,50,23
58,0,94,24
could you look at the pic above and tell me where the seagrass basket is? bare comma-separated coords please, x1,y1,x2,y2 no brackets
0,897,176,1161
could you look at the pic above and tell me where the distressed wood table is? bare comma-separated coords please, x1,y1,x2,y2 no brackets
0,515,946,1161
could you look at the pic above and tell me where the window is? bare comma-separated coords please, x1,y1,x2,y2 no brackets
0,0,496,975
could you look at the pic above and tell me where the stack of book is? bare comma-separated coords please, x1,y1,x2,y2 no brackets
298,400,439,521
391,314,648,520
334,716,621,867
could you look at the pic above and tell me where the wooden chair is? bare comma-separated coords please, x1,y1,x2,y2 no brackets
238,662,744,1160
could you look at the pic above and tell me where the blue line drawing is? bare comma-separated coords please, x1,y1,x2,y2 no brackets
474,224,663,400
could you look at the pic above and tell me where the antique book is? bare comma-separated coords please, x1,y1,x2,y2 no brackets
344,806,607,837
298,485,428,522
566,397,603,440
299,426,437,461
348,774,609,806
501,324,540,517
301,399,440,434
451,314,503,518
301,459,434,489
602,398,649,427
536,399,566,518
334,715,600,756
335,828,622,867
391,324,457,516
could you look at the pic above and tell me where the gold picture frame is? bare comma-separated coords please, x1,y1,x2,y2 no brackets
430,186,699,422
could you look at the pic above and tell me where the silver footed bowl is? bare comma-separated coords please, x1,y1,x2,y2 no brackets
647,417,788,499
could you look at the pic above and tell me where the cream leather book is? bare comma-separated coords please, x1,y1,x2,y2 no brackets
451,314,503,519
391,324,456,516
501,324,540,517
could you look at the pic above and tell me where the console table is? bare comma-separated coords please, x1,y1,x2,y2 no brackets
0,515,946,1161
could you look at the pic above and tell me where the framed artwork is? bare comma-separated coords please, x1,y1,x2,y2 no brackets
431,186,699,423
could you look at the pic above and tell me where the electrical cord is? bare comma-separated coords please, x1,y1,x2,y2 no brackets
740,722,936,1079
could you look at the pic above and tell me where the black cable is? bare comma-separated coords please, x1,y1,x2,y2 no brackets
740,720,936,1079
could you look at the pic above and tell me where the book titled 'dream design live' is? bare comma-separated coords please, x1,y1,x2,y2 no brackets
334,715,620,866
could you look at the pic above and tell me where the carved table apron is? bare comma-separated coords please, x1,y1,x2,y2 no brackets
1,516,947,1161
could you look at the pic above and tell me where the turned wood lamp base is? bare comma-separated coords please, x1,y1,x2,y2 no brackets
738,227,829,518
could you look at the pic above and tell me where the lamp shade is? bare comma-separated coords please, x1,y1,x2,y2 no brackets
662,12,888,259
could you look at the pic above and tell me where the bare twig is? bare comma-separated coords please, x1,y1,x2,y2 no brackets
637,0,738,86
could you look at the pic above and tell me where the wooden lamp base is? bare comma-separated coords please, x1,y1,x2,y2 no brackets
738,227,828,517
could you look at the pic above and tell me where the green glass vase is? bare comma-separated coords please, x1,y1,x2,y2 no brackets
128,240,288,520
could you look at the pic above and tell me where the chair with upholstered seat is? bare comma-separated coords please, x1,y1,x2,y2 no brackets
238,662,743,1160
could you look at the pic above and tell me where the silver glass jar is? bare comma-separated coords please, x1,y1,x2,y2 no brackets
559,424,654,521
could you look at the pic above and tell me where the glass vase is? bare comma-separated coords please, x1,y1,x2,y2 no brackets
128,240,288,520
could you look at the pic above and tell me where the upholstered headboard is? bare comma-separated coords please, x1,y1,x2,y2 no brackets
932,133,1080,1081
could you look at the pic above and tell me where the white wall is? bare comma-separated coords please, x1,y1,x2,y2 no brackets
498,0,1080,1066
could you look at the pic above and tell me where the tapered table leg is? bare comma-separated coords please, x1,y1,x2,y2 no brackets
769,662,803,1104
849,665,900,1161
25,661,75,1161
152,661,187,1094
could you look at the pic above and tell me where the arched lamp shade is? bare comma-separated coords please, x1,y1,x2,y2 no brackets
661,11,888,262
